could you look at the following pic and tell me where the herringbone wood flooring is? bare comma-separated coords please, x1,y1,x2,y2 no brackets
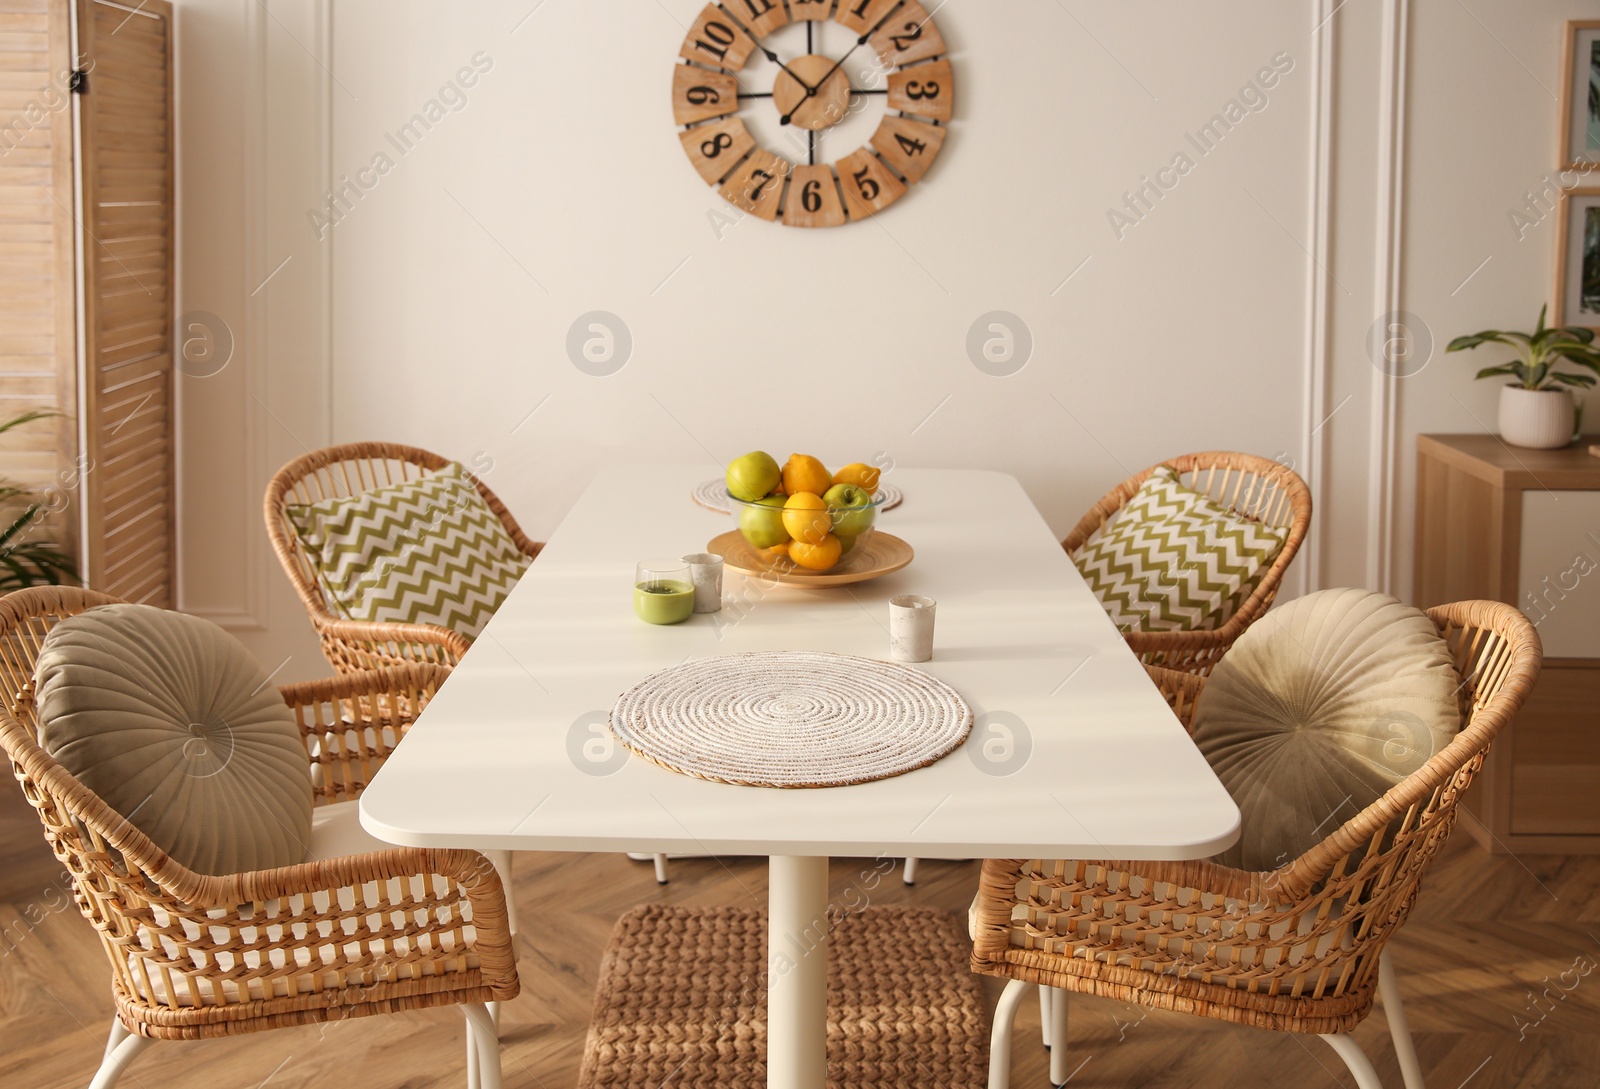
2,779,1596,1088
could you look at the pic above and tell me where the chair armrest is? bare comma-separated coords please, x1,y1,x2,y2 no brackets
278,664,452,805
313,615,471,669
1143,664,1206,732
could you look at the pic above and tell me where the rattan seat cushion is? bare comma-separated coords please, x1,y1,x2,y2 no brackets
34,604,314,877
1192,588,1460,871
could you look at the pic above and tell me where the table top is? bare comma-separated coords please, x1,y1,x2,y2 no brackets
359,466,1241,861
1417,433,1600,490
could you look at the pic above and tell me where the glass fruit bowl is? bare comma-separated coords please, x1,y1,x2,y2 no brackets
727,487,886,574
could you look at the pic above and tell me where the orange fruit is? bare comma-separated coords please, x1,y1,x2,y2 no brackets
782,492,833,544
782,454,832,498
831,462,881,493
789,533,842,571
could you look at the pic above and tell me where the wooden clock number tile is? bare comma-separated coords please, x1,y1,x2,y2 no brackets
869,115,945,183
783,163,847,228
833,0,900,36
719,149,790,221
887,58,953,122
868,0,947,68
672,66,739,126
679,4,757,72
836,148,906,218
725,0,789,38
788,0,833,21
679,116,757,185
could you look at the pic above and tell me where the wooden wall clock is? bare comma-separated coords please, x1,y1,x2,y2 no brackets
671,0,953,228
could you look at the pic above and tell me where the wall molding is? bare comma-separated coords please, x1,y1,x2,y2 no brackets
1298,0,1337,596
1367,0,1409,595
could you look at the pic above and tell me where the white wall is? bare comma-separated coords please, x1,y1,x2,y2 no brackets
170,0,1594,679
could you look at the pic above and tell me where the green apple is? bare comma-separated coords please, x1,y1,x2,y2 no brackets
823,482,875,538
739,495,790,549
726,451,781,502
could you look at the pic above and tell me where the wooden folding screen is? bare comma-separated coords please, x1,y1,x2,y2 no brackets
0,0,174,605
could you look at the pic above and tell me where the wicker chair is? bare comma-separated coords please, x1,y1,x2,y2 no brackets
973,599,1540,1089
1062,452,1313,676
264,441,543,674
0,587,520,1089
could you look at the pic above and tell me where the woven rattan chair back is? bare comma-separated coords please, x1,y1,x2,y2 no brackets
264,441,541,673
971,599,1541,1036
1062,451,1314,675
0,586,518,1049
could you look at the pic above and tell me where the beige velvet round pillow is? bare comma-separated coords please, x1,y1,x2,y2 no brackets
34,604,313,876
1192,588,1460,873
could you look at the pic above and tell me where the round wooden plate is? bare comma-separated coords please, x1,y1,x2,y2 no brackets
707,530,914,587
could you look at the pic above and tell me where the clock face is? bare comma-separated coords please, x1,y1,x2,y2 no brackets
672,1,953,228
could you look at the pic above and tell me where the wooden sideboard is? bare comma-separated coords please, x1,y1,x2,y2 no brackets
1415,434,1600,853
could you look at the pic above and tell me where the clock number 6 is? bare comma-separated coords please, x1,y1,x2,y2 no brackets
906,80,940,100
685,85,721,105
700,132,733,158
852,166,880,202
801,179,823,213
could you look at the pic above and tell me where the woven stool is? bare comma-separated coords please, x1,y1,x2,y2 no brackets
578,905,988,1088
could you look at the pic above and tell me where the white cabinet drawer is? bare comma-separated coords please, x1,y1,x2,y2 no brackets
1519,490,1600,657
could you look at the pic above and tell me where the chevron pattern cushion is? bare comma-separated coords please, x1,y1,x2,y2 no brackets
285,462,529,640
1072,466,1286,633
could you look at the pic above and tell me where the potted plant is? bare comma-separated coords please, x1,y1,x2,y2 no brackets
0,411,79,589
1447,304,1600,449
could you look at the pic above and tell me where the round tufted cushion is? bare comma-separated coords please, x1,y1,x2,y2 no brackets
1192,588,1460,873
34,604,313,876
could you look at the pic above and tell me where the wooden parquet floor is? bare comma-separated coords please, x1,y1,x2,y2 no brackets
2,778,1597,1088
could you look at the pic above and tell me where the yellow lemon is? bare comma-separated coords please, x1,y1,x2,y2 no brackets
782,454,832,498
831,462,881,493
789,533,842,571
782,492,832,544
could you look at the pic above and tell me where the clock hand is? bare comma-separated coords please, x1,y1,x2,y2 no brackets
762,48,815,95
778,38,866,124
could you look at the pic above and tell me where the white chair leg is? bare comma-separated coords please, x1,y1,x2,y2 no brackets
464,1002,501,1089
653,853,670,885
902,857,919,885
485,850,516,937
1047,987,1070,1085
1039,985,1052,1048
87,1032,150,1089
465,1014,480,1089
987,978,1031,1089
102,1020,130,1062
1380,951,1426,1089
1320,1033,1386,1089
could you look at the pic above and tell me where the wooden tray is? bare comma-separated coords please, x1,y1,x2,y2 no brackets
707,530,914,587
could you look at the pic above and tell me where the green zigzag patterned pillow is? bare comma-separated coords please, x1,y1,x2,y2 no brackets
286,462,530,641
1072,466,1286,633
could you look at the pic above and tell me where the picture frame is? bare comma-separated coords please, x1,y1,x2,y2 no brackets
1554,187,1600,330
1559,20,1600,170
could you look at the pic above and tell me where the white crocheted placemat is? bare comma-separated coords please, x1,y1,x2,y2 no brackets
691,479,903,514
609,651,971,789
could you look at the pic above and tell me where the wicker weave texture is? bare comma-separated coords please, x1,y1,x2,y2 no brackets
1062,452,1313,676
264,442,543,674
578,904,987,1088
970,599,1541,1036
0,586,519,1041
608,651,973,788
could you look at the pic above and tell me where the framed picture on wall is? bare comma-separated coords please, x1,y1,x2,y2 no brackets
1559,20,1600,170
1555,188,1600,330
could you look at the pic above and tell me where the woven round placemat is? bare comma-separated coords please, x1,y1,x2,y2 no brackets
609,651,971,789
692,478,903,513
576,904,987,1089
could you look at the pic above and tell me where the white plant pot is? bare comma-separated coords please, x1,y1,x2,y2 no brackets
1497,385,1574,449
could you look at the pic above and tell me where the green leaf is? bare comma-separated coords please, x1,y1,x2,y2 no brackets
1448,332,1511,351
1551,371,1598,388
1475,364,1520,380
1536,303,1548,336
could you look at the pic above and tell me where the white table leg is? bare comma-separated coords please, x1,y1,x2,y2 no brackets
768,855,829,1089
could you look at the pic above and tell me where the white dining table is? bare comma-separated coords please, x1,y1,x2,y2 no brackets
360,464,1240,1089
